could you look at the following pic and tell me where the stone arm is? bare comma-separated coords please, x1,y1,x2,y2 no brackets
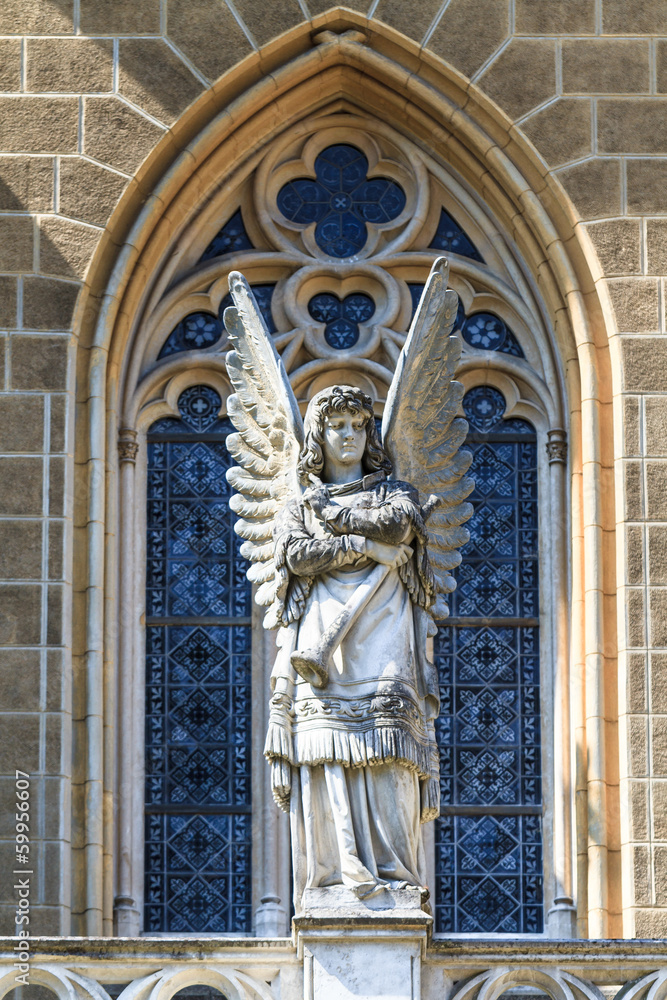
274,500,368,579
284,531,368,576
312,486,423,545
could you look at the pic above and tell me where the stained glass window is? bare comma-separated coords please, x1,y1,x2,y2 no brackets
434,385,543,934
407,285,523,357
200,208,254,262
144,384,252,933
160,284,277,358
277,144,406,257
308,291,375,349
158,313,225,359
461,312,524,358
430,208,484,263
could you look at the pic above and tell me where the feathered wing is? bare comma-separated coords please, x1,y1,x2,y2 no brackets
224,271,304,624
382,256,474,622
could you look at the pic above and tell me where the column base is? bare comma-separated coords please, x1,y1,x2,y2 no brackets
113,895,141,936
547,898,578,938
255,894,288,936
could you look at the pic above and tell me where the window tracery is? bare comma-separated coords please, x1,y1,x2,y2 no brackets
139,114,538,398
276,143,407,257
123,111,567,936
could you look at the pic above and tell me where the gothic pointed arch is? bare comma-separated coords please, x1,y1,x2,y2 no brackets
70,16,618,939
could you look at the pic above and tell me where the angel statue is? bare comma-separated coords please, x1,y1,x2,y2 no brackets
223,258,474,911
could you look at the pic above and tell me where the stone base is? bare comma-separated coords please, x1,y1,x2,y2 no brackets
295,887,431,999
301,885,427,917
546,899,578,937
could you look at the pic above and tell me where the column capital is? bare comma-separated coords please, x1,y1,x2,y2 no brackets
547,429,567,465
118,428,139,464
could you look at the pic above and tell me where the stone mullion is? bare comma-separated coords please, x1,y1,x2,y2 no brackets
252,618,290,935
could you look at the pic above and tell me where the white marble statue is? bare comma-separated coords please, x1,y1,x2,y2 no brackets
224,258,473,912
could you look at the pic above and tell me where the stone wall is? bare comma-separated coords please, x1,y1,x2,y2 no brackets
0,0,666,937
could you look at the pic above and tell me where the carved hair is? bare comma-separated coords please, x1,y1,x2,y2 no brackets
297,384,392,485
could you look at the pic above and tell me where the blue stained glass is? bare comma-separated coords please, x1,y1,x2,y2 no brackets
145,625,251,807
430,208,484,263
463,385,506,433
434,384,542,933
144,813,252,933
462,312,524,357
179,384,224,431
277,144,406,257
160,286,276,359
200,208,254,262
436,626,541,807
146,434,250,618
435,815,542,933
145,385,252,933
308,291,375,349
159,312,225,359
452,397,538,619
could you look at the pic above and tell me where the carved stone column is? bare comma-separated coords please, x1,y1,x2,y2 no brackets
253,624,290,936
546,429,577,937
114,429,142,936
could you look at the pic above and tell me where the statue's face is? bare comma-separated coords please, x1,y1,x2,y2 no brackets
322,411,366,471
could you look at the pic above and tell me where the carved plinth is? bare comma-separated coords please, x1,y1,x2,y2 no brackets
294,887,431,1000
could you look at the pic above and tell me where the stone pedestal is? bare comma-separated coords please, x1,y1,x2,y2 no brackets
294,887,431,1000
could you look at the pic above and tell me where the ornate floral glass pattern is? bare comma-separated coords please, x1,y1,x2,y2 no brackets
160,286,276,359
430,208,484,262
145,385,252,933
461,312,524,357
145,625,251,807
436,626,541,808
158,313,225,359
277,144,406,257
434,386,543,933
145,813,251,933
435,814,542,933
308,291,375,349
200,208,254,262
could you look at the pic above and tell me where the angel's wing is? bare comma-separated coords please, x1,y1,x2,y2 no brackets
382,256,474,621
224,271,304,612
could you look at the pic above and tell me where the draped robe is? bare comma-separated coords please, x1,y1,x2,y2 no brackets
264,473,440,909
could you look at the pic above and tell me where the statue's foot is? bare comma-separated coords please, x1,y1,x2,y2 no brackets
352,880,389,900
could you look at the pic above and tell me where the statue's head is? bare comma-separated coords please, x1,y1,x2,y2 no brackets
297,384,392,485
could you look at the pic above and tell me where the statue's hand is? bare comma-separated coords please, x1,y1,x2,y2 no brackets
302,483,331,518
365,539,413,568
271,760,291,813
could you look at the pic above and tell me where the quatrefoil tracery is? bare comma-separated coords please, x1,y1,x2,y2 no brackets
276,143,407,258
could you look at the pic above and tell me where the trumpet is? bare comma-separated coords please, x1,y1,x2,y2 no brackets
290,561,390,688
